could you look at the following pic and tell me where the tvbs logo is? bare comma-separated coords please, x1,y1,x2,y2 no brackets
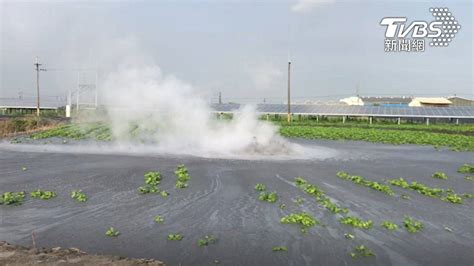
380,8,461,52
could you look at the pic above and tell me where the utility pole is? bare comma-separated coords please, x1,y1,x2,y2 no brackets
33,57,46,117
287,61,291,123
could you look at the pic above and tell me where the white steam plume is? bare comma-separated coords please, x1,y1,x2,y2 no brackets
100,63,292,157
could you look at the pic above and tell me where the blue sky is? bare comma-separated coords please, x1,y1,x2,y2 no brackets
0,0,472,103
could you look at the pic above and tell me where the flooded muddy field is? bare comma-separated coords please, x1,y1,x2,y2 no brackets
1,139,473,266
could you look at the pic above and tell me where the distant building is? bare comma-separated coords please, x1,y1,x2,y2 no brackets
408,97,452,107
339,96,364,106
447,96,474,106
361,96,412,107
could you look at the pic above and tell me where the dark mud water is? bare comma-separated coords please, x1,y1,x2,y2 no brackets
0,139,473,266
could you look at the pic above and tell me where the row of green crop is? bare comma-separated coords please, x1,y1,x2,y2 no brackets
279,126,474,151
273,119,474,133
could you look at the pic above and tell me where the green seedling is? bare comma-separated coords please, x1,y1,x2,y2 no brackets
442,193,463,204
168,233,183,241
160,190,169,197
279,203,286,209
0,192,25,206
381,221,398,231
294,177,348,214
154,215,164,224
403,216,423,233
458,164,474,174
465,176,474,181
258,191,278,203
198,235,217,246
344,233,355,240
293,197,304,205
272,246,288,252
254,183,266,191
138,171,162,194
350,245,375,258
71,190,87,202
30,189,56,200
339,216,373,229
21,166,27,171
444,226,453,232
462,193,473,198
337,171,394,196
144,171,162,186
281,212,319,233
432,172,448,180
105,227,120,237
175,164,190,188
401,194,410,200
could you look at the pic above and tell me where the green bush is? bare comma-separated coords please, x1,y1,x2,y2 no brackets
432,172,448,180
168,233,183,241
198,235,217,246
381,221,398,230
458,164,474,174
175,164,190,188
258,191,278,203
254,183,266,191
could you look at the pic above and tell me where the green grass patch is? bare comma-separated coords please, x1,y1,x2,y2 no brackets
281,212,319,233
0,192,25,206
30,189,56,200
337,171,394,195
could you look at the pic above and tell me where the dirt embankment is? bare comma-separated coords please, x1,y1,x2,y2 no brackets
0,241,165,266
0,116,67,138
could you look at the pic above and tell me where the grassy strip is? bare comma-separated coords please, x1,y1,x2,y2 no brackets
389,178,463,204
294,177,348,214
279,126,474,151
336,171,394,196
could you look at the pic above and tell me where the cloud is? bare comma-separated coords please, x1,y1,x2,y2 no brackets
291,0,335,13
245,61,283,91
